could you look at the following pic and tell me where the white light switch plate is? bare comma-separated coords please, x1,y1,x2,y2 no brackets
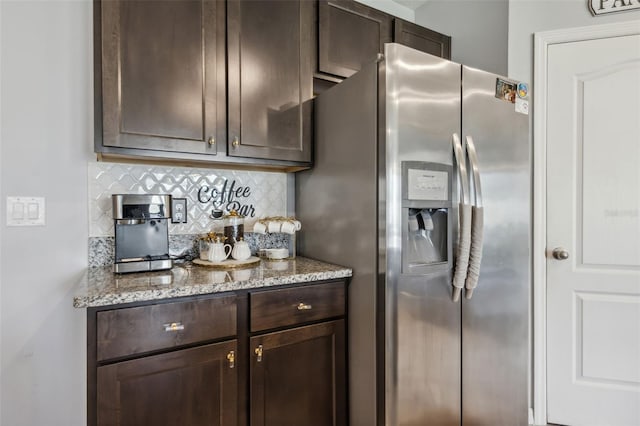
6,196,46,226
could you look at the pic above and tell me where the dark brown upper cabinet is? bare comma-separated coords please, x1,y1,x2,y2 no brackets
227,0,313,164
318,0,392,79
97,0,225,156
393,18,451,59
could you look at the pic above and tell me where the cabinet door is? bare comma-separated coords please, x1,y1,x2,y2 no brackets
99,0,224,155
227,0,313,163
97,341,237,426
318,0,392,79
393,18,451,59
250,320,346,426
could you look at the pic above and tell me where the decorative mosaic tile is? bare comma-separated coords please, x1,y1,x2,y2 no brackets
88,162,287,237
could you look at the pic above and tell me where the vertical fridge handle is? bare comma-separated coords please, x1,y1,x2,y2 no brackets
452,133,472,302
464,136,484,299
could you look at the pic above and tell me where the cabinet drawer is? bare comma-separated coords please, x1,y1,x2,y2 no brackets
97,295,236,361
250,281,345,332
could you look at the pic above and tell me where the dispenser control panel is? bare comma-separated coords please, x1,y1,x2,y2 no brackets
407,169,448,201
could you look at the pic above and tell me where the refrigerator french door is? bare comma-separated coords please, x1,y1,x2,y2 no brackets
296,43,530,426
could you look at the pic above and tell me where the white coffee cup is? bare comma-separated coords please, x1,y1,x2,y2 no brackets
265,248,288,259
280,221,295,234
268,221,281,233
253,221,267,234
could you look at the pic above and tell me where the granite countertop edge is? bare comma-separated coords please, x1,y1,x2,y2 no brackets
73,257,352,309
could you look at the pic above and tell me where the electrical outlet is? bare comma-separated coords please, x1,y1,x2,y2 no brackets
171,198,187,223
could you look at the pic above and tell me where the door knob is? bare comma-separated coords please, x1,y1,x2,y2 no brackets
552,247,570,260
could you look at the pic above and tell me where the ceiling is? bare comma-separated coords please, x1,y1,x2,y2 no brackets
392,0,430,10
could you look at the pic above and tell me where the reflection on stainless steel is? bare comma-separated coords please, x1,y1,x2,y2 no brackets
115,219,146,225
461,65,529,426
112,194,172,220
296,44,530,426
388,44,461,426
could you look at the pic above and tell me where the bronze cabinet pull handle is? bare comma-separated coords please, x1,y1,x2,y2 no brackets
163,322,184,332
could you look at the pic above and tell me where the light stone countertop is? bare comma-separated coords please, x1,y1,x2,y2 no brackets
73,257,352,308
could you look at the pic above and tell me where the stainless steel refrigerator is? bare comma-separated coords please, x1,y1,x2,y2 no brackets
296,43,530,426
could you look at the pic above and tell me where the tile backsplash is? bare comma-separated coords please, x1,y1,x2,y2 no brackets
88,162,288,237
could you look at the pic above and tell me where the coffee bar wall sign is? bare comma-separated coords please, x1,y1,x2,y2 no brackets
589,0,640,15
88,162,287,237
197,179,256,218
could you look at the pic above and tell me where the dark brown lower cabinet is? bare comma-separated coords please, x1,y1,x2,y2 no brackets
250,320,346,426
97,340,238,426
88,280,348,426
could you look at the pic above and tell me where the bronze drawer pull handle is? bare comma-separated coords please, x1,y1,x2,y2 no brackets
163,322,184,332
255,345,263,362
297,303,312,310
227,351,235,369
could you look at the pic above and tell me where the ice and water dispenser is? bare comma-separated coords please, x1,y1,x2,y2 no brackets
402,162,451,273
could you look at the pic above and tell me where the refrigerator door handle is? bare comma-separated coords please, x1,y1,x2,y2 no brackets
452,133,472,302
464,135,484,299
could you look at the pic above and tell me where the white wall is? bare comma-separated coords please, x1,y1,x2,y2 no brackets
415,0,509,75
356,0,415,22
0,1,92,425
0,1,3,422
508,0,640,83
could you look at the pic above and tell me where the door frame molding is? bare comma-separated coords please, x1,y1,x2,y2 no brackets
532,19,640,425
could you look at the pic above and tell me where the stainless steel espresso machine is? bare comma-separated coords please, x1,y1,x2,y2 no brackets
112,194,172,273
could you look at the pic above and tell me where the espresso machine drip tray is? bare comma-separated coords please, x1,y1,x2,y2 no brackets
114,256,172,274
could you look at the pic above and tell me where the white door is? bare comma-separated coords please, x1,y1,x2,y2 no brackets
546,33,640,425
